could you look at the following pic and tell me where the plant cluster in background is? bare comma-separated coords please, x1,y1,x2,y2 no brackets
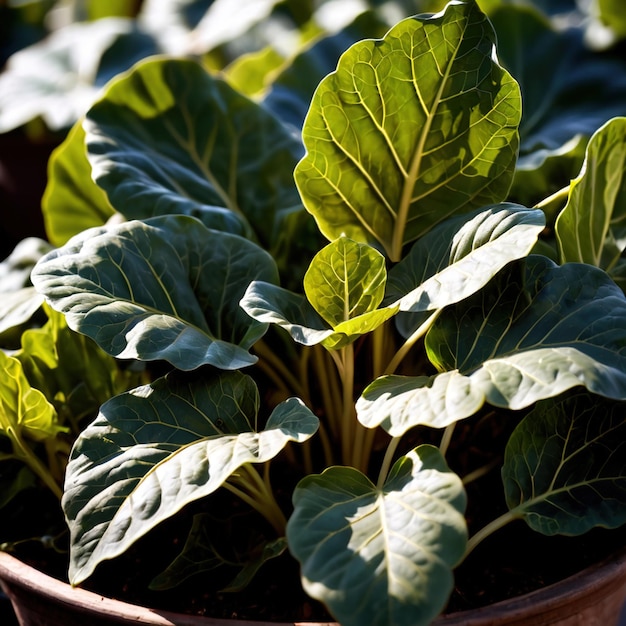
1,1,626,625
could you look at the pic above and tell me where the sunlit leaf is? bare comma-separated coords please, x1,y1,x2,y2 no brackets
304,237,387,327
555,117,626,277
358,256,626,435
295,1,521,261
63,370,319,585
287,445,466,626
42,121,115,248
32,215,277,371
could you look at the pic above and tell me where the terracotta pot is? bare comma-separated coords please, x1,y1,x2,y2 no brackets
0,548,624,626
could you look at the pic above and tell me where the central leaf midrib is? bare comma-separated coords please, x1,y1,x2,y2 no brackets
392,23,469,262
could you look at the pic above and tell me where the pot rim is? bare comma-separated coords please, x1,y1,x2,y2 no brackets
0,547,624,626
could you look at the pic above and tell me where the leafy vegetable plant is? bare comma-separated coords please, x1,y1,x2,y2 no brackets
8,0,626,624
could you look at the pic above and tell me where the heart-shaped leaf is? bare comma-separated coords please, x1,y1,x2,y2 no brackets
286,445,467,626
32,215,278,371
503,391,626,535
358,256,626,435
294,1,521,261
555,117,626,276
63,370,319,585
304,237,387,327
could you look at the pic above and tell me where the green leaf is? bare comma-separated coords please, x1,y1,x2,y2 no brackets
286,445,467,626
85,57,305,255
31,215,277,371
294,0,521,261
388,203,545,317
555,117,626,276
42,121,115,248
358,256,626,435
63,370,319,585
503,391,626,535
0,350,62,443
304,237,387,327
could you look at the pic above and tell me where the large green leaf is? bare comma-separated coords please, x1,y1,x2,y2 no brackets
63,370,319,585
31,215,277,371
555,117,626,277
42,121,115,248
286,445,467,626
358,256,626,435
387,203,544,334
294,0,521,261
84,57,305,253
503,391,626,535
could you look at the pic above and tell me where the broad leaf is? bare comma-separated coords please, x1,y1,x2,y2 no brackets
555,117,626,276
387,203,545,334
42,121,115,248
503,391,626,535
286,445,467,626
294,0,521,261
63,370,319,585
32,215,277,371
358,256,626,435
304,237,387,327
84,57,306,256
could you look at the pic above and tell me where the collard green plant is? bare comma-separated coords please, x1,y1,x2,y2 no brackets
10,0,626,624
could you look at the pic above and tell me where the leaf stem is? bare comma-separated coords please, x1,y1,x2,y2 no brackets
533,184,570,210
385,310,441,375
439,423,455,457
226,464,287,536
377,436,401,489
464,510,520,559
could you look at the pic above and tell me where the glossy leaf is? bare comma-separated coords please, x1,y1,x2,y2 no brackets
358,256,626,435
287,445,467,626
388,203,545,316
503,391,626,535
294,1,521,261
304,237,387,327
63,370,319,584
31,215,277,371
84,57,305,253
555,117,626,277
42,121,115,248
